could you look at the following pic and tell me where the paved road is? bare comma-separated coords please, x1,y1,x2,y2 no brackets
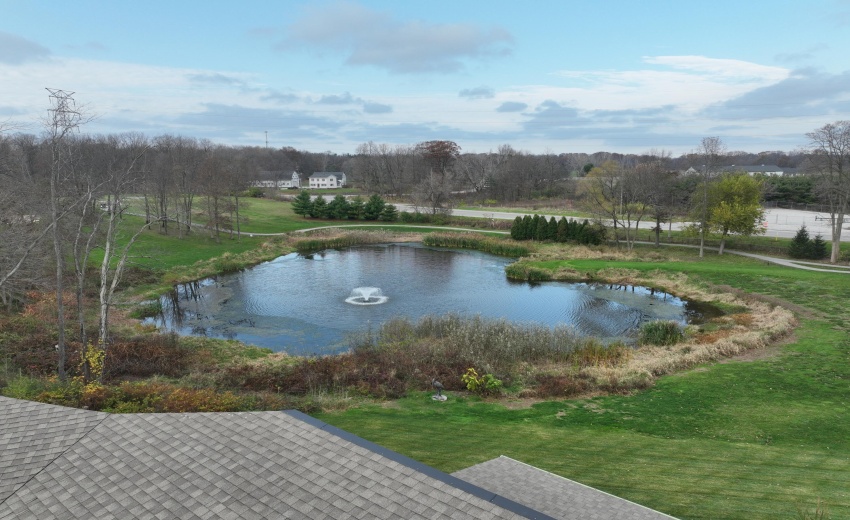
389,204,850,242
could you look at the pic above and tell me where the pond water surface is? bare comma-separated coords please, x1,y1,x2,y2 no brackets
146,243,711,355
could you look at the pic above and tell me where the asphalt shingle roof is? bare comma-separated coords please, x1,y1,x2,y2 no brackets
452,455,676,520
0,397,545,519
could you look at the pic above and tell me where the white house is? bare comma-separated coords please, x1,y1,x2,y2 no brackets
308,172,347,189
253,171,301,189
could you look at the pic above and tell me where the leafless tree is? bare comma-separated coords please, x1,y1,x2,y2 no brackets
806,121,850,263
95,133,153,376
45,89,91,380
693,137,727,257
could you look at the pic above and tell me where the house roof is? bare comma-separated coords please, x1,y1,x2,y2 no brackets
0,397,675,519
309,172,345,179
257,170,298,180
0,397,546,519
452,456,675,520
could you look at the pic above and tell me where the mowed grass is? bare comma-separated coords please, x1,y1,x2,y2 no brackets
317,245,850,520
104,203,850,518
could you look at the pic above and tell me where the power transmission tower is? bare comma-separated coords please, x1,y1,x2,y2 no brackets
45,88,82,137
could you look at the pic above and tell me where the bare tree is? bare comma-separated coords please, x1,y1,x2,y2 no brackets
806,121,850,263
45,89,89,380
693,137,727,257
95,134,153,379
0,132,51,307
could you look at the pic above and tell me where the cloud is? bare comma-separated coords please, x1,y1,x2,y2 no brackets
548,55,790,113
642,55,787,80
261,91,300,104
459,86,495,99
775,44,828,64
314,91,393,114
174,103,340,140
363,102,392,114
188,72,245,86
496,101,527,112
0,32,50,64
279,1,513,74
317,92,359,104
63,41,108,53
702,68,850,120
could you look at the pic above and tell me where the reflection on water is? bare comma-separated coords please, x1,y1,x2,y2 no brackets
145,243,714,355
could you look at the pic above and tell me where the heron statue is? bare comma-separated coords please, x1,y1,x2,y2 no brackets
431,378,444,398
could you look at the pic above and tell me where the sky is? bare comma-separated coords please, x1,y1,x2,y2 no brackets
2,0,850,155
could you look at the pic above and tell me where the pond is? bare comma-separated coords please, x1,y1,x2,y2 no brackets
145,243,713,355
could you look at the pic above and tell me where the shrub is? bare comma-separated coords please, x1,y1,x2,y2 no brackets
461,367,503,396
504,263,553,281
422,233,530,257
638,320,683,346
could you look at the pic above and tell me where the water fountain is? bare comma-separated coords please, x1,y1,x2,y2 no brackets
345,287,388,305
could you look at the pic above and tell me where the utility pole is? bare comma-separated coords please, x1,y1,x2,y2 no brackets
265,130,268,149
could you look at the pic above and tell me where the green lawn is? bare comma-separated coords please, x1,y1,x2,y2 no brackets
316,246,850,520
103,202,850,518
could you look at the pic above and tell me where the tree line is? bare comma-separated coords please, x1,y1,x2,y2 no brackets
510,215,605,245
2,88,848,382
291,192,399,221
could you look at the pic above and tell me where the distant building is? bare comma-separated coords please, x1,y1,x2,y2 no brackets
309,171,347,189
724,165,798,176
253,170,301,189
684,165,799,177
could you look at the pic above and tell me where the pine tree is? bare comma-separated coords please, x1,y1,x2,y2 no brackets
328,194,350,220
521,215,533,240
347,196,365,220
788,225,811,259
556,217,568,242
291,190,313,217
380,204,399,221
363,194,386,220
535,216,547,241
511,216,523,240
547,217,558,241
309,196,328,218
811,233,828,259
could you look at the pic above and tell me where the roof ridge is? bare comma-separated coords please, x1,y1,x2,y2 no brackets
492,455,679,520
284,410,557,520
0,403,109,507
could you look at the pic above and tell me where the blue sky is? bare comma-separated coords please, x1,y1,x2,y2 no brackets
2,0,849,155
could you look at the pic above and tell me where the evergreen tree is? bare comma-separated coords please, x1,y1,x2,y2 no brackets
556,217,568,242
521,215,533,240
511,216,523,240
347,196,365,220
380,204,399,221
788,225,811,259
309,196,328,218
328,194,350,220
530,215,541,240
811,233,828,260
363,194,386,220
535,216,548,241
547,217,558,241
291,190,313,217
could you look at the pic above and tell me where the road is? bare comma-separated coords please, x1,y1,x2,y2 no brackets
390,204,850,242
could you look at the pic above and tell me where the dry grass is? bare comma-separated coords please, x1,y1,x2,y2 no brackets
581,295,796,391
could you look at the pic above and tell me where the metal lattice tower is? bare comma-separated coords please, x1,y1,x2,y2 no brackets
45,88,82,134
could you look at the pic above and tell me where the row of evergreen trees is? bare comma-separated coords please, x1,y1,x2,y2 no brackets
788,225,828,259
510,215,605,245
291,192,398,221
